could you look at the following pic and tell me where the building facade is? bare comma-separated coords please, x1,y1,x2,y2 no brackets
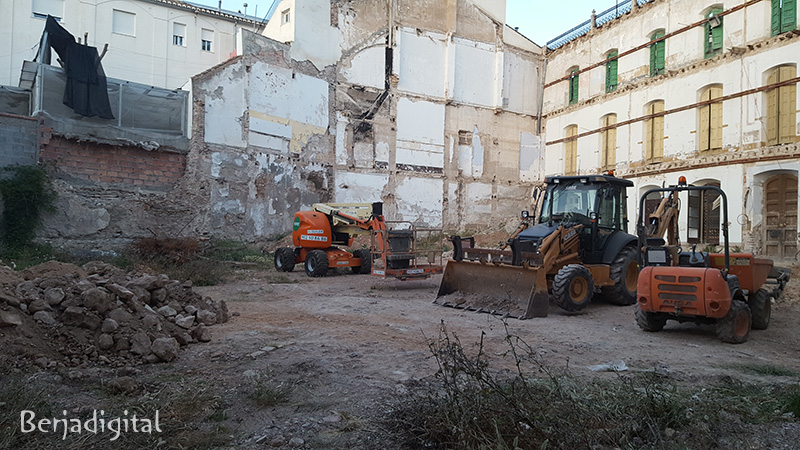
542,0,799,259
1,0,260,90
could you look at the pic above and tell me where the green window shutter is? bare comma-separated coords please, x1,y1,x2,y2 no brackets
711,19,723,50
650,42,657,76
704,22,711,57
783,0,797,33
656,40,665,73
649,32,663,77
569,71,579,105
606,52,618,92
773,0,783,35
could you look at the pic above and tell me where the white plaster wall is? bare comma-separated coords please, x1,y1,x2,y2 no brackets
334,172,390,203
453,38,497,107
519,132,543,182
339,45,386,89
395,177,443,227
396,98,445,168
503,25,542,53
472,0,505,25
2,0,249,89
503,50,540,116
396,28,447,98
204,67,247,148
261,0,295,44
292,0,341,69
465,182,493,221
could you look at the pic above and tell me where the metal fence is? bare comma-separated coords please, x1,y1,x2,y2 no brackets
546,0,652,50
35,64,188,136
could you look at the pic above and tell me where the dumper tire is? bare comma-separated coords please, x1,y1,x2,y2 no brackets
351,249,372,275
635,306,667,332
716,300,751,344
553,264,594,312
274,247,296,272
304,250,329,277
748,288,771,330
602,246,639,306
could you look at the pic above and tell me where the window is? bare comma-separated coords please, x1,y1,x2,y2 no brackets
201,29,213,52
173,23,186,46
704,7,723,59
772,0,797,36
568,68,579,105
699,85,723,153
565,125,578,175
766,65,798,145
687,182,721,245
649,30,665,76
605,51,618,93
32,0,63,20
644,101,665,163
281,8,291,24
601,114,617,171
112,9,135,36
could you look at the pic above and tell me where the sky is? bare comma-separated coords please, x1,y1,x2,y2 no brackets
191,0,626,47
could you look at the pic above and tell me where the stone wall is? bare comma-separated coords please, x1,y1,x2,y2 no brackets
0,113,39,168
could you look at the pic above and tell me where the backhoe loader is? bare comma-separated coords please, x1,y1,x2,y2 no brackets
436,174,640,318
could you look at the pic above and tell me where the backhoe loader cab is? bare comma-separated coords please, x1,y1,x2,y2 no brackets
514,175,634,266
437,174,640,318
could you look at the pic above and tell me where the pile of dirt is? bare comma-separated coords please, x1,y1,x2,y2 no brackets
0,260,228,369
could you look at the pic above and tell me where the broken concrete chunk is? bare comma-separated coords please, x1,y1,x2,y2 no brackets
129,332,152,356
106,283,135,301
151,337,180,362
0,310,23,327
28,299,52,314
43,287,66,306
33,311,57,325
183,305,198,315
175,314,195,329
81,287,115,314
196,309,217,326
97,333,115,350
60,306,102,330
101,318,119,333
157,305,177,318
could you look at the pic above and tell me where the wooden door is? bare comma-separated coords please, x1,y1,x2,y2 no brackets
764,174,798,258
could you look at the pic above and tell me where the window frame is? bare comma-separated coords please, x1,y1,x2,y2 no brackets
605,50,618,93
703,7,723,59
112,9,136,37
644,100,665,164
201,28,214,52
772,0,797,36
649,30,665,77
565,125,578,175
32,0,64,21
568,68,579,105
601,114,617,171
281,8,291,25
172,22,186,47
698,85,723,153
766,65,798,145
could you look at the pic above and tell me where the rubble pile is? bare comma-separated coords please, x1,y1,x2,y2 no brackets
0,260,228,368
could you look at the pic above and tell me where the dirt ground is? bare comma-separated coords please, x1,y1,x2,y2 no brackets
180,264,800,448
5,260,800,449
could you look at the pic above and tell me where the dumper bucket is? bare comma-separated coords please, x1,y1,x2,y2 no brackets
434,260,549,319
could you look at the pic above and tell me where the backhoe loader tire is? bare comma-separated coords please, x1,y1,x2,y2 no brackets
553,264,594,312
351,249,372,275
716,300,751,344
602,246,638,306
304,250,329,277
748,288,771,330
274,247,296,272
635,306,667,332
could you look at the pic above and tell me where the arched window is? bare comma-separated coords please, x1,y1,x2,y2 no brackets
698,84,723,153
601,114,617,170
644,101,665,163
568,67,579,105
565,125,578,175
649,30,665,76
766,65,797,145
703,6,723,59
605,50,618,92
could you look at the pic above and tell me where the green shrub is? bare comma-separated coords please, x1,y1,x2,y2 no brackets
0,166,55,251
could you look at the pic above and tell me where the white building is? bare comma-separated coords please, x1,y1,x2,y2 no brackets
1,0,262,89
542,0,799,259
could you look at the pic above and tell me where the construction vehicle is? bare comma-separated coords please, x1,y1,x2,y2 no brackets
274,202,444,280
436,173,640,318
635,178,790,343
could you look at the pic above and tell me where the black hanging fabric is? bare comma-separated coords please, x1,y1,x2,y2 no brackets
43,16,114,119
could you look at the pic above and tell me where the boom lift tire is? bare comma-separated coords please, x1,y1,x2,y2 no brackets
351,249,372,274
274,247,296,272
635,306,667,332
748,288,771,330
602,246,639,306
553,264,594,312
305,250,329,277
716,300,751,344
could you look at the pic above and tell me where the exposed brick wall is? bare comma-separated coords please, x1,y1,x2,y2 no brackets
0,113,39,168
40,136,186,188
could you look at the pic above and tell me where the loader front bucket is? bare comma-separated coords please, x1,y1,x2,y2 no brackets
435,260,549,319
